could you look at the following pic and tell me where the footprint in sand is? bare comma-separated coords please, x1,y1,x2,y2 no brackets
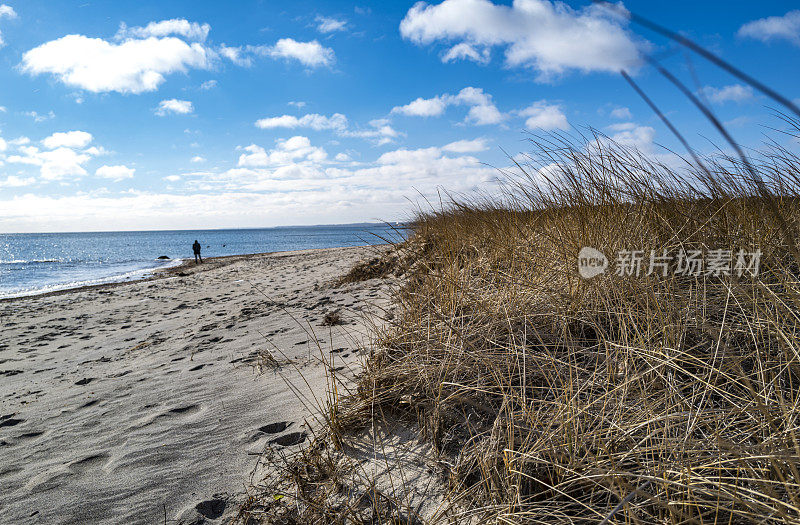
188,364,205,371
270,431,307,447
258,421,290,434
195,498,227,519
74,377,95,386
0,414,23,428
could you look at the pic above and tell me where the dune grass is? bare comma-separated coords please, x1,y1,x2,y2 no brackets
242,124,800,524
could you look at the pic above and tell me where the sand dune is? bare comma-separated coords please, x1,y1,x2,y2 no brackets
0,246,392,524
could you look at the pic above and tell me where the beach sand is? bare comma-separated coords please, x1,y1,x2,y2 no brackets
0,245,393,524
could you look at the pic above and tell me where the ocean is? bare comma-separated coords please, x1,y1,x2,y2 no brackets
0,223,402,299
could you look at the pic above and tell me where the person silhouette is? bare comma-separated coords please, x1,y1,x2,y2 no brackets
192,240,202,263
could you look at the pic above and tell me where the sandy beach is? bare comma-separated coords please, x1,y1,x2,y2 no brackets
0,245,393,524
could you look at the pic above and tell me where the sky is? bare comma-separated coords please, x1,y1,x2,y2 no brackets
0,0,798,232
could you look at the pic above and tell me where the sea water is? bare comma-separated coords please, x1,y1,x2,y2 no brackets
0,223,402,298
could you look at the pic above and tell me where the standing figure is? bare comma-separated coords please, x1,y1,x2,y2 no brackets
192,240,202,263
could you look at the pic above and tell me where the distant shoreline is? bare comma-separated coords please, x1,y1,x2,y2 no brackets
0,245,388,303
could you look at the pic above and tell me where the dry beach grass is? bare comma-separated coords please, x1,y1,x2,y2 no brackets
242,127,800,523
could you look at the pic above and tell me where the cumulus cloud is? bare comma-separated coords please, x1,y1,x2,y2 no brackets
342,119,401,145
8,146,93,180
255,113,348,131
191,156,206,163
5,130,106,181
700,84,754,104
400,0,641,79
518,101,568,130
607,122,656,152
0,137,502,231
96,164,135,181
256,38,335,68
255,113,399,145
738,10,800,46
155,98,194,116
442,42,491,64
610,106,632,119
0,4,16,19
21,33,211,94
392,86,505,125
218,45,253,67
391,96,448,117
199,79,217,90
116,19,210,41
0,175,35,188
237,136,328,168
316,16,347,33
0,3,14,47
42,130,93,149
442,138,489,153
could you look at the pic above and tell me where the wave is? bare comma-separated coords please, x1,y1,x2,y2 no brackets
0,258,64,265
0,258,183,299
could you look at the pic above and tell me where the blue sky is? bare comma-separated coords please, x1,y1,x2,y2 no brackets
0,0,798,232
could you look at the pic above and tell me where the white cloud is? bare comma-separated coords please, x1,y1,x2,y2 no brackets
255,113,348,131
116,19,211,41
24,110,55,122
237,136,328,168
0,138,501,231
391,96,448,117
0,136,6,152
96,164,135,181
163,175,181,182
518,101,568,130
738,10,800,46
21,33,211,94
607,122,655,152
342,119,401,145
0,4,16,19
191,156,206,163
316,16,347,33
255,112,399,145
0,4,15,48
610,106,632,119
400,0,641,79
288,101,307,108
334,152,351,161
442,42,490,64
700,84,754,104
155,98,194,116
392,86,505,125
218,45,253,67
465,102,504,125
8,146,93,180
0,175,35,188
5,131,105,181
442,138,489,153
199,79,217,90
42,130,93,149
0,106,5,112
257,38,335,68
